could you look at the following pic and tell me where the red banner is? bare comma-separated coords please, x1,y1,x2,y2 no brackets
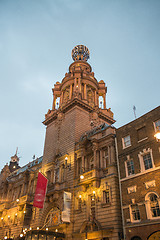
33,172,48,208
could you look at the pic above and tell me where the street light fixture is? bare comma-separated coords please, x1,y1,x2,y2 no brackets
154,131,160,142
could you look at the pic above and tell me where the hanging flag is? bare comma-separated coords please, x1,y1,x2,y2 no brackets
33,172,48,208
62,192,71,222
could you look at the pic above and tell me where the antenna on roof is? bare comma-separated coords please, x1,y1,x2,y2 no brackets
16,147,18,155
133,105,137,119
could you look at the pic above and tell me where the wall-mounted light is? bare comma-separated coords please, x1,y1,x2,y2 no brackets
65,155,71,170
79,195,82,199
154,131,160,142
80,174,84,180
93,191,96,195
46,227,48,231
37,227,39,230
15,213,17,216
16,199,19,203
55,229,58,232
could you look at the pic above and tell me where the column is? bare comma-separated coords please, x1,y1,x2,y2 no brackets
69,84,73,99
60,91,64,105
78,78,81,92
100,150,103,169
52,95,56,110
85,156,88,172
103,94,106,109
84,83,87,100
94,90,97,105
110,145,115,163
93,149,97,168
74,78,77,91
108,146,111,165
82,156,85,172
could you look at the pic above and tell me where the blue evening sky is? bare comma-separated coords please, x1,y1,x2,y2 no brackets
0,0,159,170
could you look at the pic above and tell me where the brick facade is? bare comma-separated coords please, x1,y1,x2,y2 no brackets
116,106,160,240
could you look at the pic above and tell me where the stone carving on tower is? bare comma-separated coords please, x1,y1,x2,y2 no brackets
44,45,114,128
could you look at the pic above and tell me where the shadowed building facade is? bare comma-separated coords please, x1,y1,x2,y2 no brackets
116,106,160,240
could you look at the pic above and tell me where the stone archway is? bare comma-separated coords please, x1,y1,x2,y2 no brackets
131,237,142,240
147,231,160,240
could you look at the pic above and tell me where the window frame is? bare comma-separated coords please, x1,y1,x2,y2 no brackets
145,192,160,219
153,119,160,132
138,148,155,172
125,158,135,177
122,135,131,149
129,204,141,222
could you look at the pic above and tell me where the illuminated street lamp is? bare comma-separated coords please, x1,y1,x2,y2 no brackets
154,131,160,142
80,174,84,180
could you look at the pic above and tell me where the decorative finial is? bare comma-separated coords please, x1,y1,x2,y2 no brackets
72,45,90,61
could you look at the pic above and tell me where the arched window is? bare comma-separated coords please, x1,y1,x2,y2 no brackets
149,194,160,217
145,192,160,219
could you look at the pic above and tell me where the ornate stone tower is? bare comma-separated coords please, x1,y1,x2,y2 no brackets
42,45,114,165
36,45,122,240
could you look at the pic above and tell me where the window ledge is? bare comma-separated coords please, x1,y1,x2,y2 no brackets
121,166,160,182
101,203,111,208
138,137,148,143
74,209,82,214
123,145,131,150
131,220,141,223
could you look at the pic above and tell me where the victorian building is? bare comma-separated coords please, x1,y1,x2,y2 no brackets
0,45,123,240
116,106,160,240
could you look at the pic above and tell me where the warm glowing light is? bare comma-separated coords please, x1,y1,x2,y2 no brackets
15,213,17,216
46,227,48,231
1,217,3,220
154,131,160,141
13,166,16,169
65,156,68,160
20,234,23,237
25,228,27,231
23,211,26,213
55,229,58,232
80,175,84,180
79,195,82,198
29,227,32,230
93,191,96,194
8,215,10,218
4,236,7,240
16,199,19,202
37,227,39,230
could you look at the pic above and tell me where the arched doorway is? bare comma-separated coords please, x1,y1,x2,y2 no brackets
148,231,160,240
131,236,142,240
